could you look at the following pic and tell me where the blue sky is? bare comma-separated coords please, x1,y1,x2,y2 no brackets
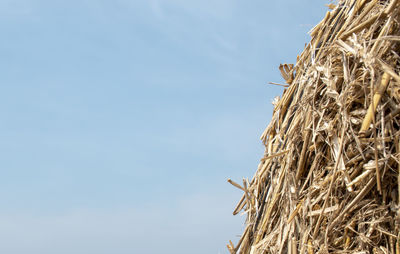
0,1,327,253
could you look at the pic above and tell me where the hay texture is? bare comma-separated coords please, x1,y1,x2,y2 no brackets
228,0,400,253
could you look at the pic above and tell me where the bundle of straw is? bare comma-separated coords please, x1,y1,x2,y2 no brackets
228,0,400,253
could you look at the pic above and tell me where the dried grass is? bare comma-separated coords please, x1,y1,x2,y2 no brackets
228,0,400,253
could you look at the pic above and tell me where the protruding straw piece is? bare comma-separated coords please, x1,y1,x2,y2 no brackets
359,72,391,134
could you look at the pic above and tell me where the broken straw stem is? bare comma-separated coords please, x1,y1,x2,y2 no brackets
228,178,245,191
359,72,391,134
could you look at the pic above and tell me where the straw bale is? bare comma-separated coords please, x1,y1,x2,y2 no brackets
228,0,400,253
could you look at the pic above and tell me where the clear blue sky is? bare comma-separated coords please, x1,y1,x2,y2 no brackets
0,1,327,253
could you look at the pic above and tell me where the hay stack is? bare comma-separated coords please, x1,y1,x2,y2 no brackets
228,0,400,253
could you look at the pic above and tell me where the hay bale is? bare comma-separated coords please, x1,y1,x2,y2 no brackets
228,0,400,253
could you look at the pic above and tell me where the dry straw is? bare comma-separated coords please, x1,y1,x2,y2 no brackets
228,0,400,253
